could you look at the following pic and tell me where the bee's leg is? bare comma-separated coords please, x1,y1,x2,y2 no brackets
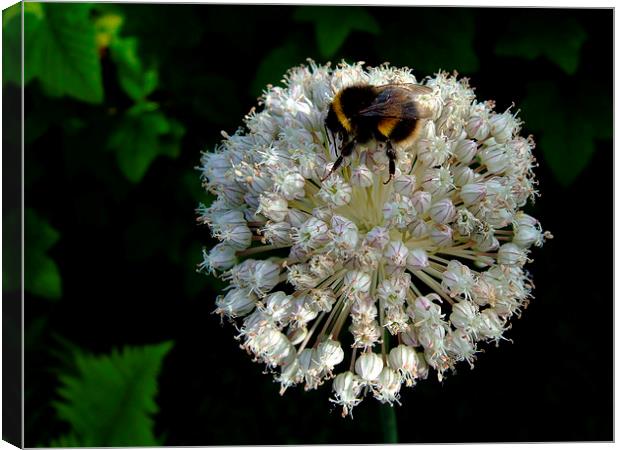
383,141,396,185
321,139,356,182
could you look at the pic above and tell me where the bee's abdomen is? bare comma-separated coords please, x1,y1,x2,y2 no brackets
377,118,420,143
377,118,400,138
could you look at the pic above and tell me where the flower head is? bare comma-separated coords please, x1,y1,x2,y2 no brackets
198,61,551,417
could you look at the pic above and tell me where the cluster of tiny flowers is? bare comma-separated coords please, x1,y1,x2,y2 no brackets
197,61,551,417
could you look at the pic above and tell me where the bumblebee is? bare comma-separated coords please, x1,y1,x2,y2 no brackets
323,83,433,184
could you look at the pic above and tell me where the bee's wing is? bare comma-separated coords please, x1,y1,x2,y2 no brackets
381,83,433,96
357,84,433,120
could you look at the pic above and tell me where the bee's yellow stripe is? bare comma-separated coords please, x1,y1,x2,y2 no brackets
377,118,399,138
332,92,352,133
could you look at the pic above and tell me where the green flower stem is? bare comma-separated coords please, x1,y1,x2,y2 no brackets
379,404,398,443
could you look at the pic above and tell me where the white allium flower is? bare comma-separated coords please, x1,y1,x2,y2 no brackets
198,61,550,417
374,367,402,405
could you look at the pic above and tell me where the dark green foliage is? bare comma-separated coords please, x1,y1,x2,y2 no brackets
2,3,22,85
107,102,185,183
109,36,159,102
521,81,612,186
22,3,104,103
52,342,173,447
25,209,62,300
294,6,380,59
376,9,479,75
251,40,305,97
495,13,587,74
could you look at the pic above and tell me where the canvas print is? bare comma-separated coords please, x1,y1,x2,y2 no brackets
2,3,613,447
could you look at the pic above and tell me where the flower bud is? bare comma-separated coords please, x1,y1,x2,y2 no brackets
287,209,309,228
450,300,478,329
215,287,256,318
460,183,487,205
261,221,293,246
473,232,500,252
278,357,302,389
253,328,292,366
312,206,333,222
410,294,443,321
279,171,306,200
258,192,288,222
289,295,319,325
287,244,308,263
430,198,456,224
415,351,429,380
287,326,308,345
318,175,352,206
351,295,378,322
377,277,407,306
296,217,330,250
513,224,543,248
344,270,372,294
375,367,402,404
453,165,476,187
388,345,417,374
393,174,417,196
330,215,359,254
251,260,281,296
317,339,344,368
221,224,252,250
408,218,430,239
474,308,506,341
498,243,527,266
351,164,374,187
465,115,490,141
401,328,419,347
298,348,319,374
213,209,246,227
430,223,453,247
479,143,509,174
453,139,477,164
441,260,475,299
264,291,293,323
203,243,237,272
364,226,390,250
406,248,429,271
411,190,432,215
384,240,409,267
332,371,361,403
446,329,476,367
355,352,383,382
489,112,516,143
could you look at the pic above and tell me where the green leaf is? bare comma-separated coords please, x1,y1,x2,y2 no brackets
3,3,23,85
3,3,46,85
107,104,185,182
52,342,173,447
25,209,62,299
521,81,610,186
251,40,304,97
25,3,103,103
377,9,478,76
109,36,159,102
294,6,379,59
495,15,587,74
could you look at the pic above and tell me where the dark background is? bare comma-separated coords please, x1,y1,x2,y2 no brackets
5,4,612,446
